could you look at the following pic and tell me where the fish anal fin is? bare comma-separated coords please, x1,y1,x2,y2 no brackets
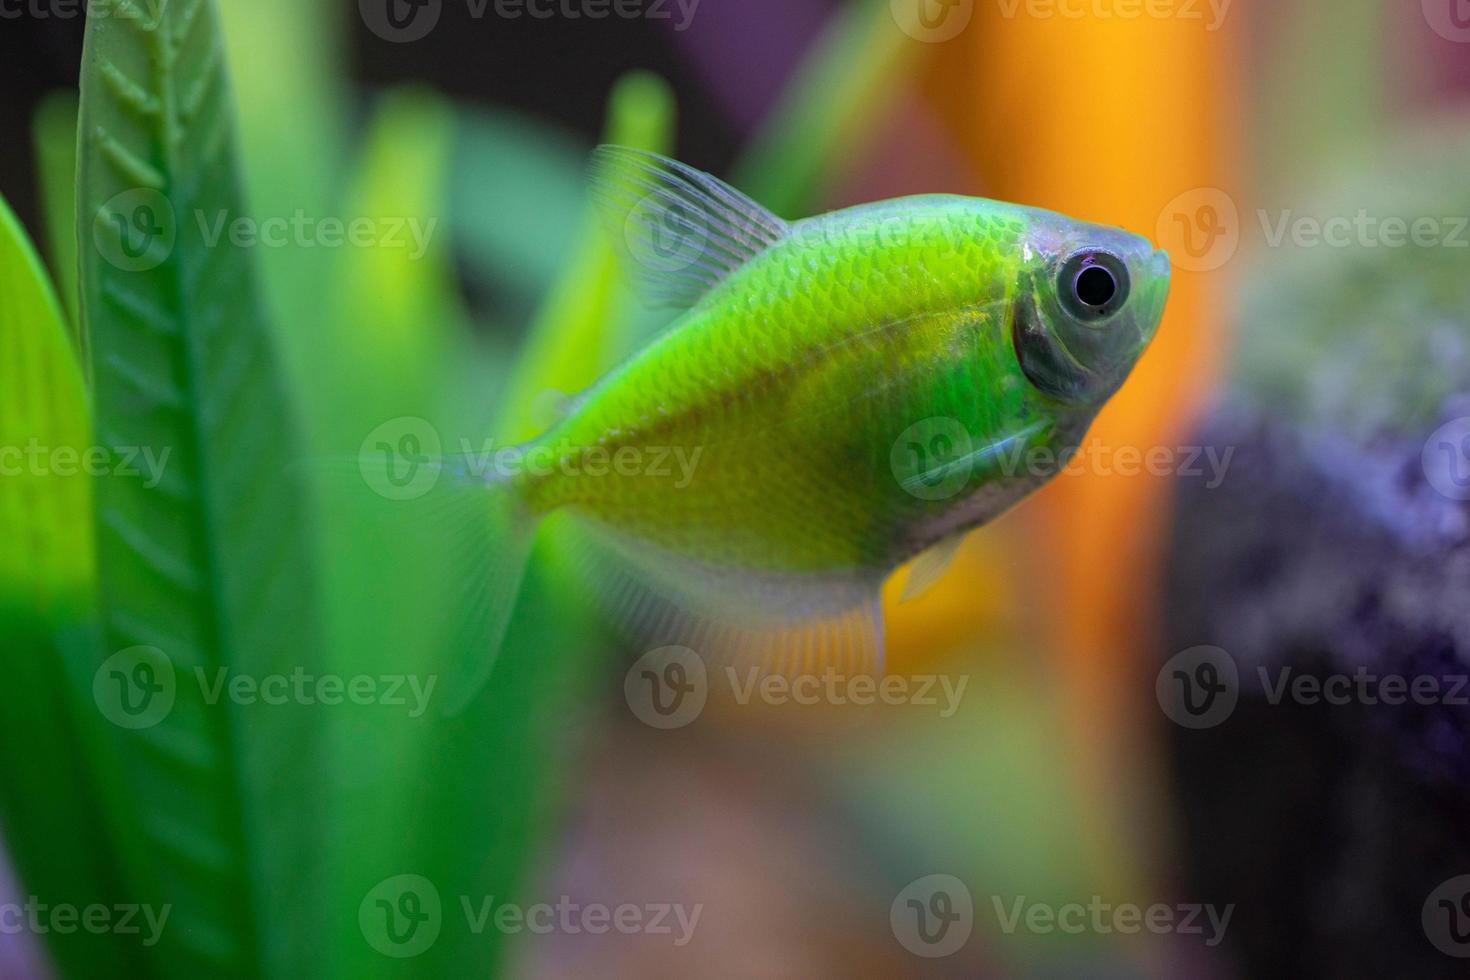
900,531,968,603
547,513,886,683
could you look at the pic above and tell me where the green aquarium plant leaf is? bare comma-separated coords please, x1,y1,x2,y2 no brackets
0,192,149,980
731,0,914,217
327,87,463,405
306,84,490,979
76,1,324,978
217,0,348,392
0,198,90,606
450,106,589,329
32,90,83,353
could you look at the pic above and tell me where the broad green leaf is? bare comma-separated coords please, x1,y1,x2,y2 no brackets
307,85,489,978
327,87,463,405
77,2,323,978
32,91,83,353
731,0,913,217
0,192,147,980
217,0,348,391
0,197,90,605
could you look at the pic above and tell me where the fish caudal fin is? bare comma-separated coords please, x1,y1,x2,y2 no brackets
548,513,886,680
435,476,537,717
312,449,537,717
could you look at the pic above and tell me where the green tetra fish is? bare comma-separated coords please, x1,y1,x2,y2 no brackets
447,147,1170,700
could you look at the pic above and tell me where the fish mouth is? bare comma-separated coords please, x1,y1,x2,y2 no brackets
1140,248,1172,346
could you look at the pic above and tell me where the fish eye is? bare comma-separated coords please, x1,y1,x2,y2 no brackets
1059,250,1130,322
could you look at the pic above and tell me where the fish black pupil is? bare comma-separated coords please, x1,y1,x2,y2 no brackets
1075,264,1116,308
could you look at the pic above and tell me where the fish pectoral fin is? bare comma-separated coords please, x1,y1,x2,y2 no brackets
587,145,791,311
548,513,886,679
897,419,1050,497
900,531,968,603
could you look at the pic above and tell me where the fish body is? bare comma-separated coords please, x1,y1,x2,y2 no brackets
448,148,1171,700
520,186,1168,569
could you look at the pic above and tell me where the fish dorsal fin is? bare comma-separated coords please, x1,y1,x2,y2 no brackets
588,145,790,310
